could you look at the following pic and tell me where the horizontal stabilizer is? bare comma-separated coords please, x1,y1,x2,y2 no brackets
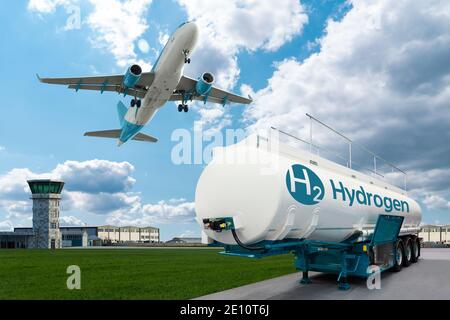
84,130,158,143
132,133,158,143
84,130,121,139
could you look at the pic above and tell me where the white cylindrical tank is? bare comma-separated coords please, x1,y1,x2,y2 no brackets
195,134,422,245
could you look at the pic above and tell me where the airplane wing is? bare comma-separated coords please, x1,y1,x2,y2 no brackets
172,75,253,105
37,72,155,99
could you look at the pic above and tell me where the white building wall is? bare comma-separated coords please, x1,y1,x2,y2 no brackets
97,226,160,243
419,226,450,243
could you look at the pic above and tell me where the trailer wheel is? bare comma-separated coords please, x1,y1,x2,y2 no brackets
368,247,375,265
403,237,413,267
411,237,420,263
393,239,404,272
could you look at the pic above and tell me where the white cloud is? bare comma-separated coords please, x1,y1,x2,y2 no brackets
178,230,200,238
27,0,75,14
62,190,140,215
0,168,46,201
0,160,137,217
178,0,308,131
137,39,150,54
0,220,13,232
423,195,450,210
60,215,87,226
87,0,153,69
157,31,169,47
0,146,5,152
0,160,194,227
242,0,450,211
179,0,307,55
28,0,153,69
107,198,196,226
53,159,136,194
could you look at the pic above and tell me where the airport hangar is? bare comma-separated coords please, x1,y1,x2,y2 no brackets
0,180,160,249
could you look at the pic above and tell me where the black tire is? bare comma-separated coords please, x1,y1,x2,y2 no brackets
368,247,375,265
178,105,183,112
131,99,136,107
393,239,404,272
136,100,141,108
184,105,189,113
411,237,420,263
403,237,413,267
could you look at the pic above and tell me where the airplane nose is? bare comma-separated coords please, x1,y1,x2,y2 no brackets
185,21,199,37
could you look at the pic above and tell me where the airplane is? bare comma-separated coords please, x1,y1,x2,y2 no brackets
37,21,252,146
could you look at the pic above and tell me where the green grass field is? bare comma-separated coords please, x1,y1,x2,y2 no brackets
0,248,296,300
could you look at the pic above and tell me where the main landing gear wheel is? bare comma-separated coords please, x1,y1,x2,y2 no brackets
131,99,141,108
178,104,189,113
185,58,191,64
393,239,405,272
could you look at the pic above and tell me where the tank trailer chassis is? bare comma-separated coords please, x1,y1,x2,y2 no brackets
204,215,415,290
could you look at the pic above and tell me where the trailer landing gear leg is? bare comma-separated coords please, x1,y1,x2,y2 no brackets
338,252,350,290
300,271,312,285
338,276,350,291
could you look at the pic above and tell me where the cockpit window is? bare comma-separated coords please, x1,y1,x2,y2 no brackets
178,22,187,29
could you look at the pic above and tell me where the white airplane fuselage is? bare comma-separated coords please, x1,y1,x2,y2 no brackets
121,22,198,143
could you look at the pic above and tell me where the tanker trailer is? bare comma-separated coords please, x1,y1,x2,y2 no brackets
195,133,422,290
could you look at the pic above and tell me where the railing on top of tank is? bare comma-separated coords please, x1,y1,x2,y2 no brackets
268,113,407,192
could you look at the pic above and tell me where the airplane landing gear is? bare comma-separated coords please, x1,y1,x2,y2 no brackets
182,49,191,64
178,104,189,113
131,99,141,108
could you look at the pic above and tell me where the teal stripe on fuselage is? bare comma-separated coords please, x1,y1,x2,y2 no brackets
117,101,128,127
151,42,168,73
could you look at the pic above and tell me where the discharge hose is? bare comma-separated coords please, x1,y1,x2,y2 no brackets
231,229,266,252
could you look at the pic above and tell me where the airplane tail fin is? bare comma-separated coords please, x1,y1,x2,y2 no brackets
86,101,158,145
117,101,128,127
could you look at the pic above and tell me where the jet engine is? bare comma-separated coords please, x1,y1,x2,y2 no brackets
123,64,142,88
195,72,215,96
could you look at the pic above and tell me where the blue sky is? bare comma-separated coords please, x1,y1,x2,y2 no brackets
1,0,449,240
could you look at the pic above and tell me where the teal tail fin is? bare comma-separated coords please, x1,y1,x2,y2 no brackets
117,101,128,127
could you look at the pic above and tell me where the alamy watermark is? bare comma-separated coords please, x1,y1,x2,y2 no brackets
170,125,281,175
64,5,81,31
366,265,381,290
66,265,81,290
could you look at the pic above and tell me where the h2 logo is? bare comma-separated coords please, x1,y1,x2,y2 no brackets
286,164,325,205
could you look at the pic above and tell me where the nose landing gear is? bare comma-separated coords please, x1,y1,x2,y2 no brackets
182,49,191,64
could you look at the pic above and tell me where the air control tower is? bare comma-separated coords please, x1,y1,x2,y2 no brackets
27,180,65,249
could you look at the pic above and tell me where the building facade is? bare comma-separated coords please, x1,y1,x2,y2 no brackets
419,225,450,244
97,226,160,244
